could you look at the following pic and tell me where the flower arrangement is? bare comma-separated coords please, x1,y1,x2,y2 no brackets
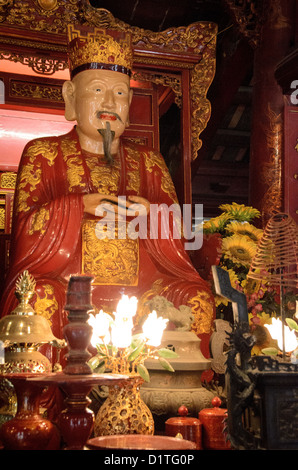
203,202,298,354
87,294,178,381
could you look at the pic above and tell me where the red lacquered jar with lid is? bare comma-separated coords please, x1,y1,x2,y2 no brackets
199,397,231,450
165,405,202,449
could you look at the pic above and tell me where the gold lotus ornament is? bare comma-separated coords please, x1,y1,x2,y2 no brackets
88,294,178,436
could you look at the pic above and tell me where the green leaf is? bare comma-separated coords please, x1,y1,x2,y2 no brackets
137,363,150,382
286,318,298,331
261,347,279,356
88,355,106,370
157,348,178,359
96,346,108,356
131,333,145,348
127,341,145,362
158,356,175,372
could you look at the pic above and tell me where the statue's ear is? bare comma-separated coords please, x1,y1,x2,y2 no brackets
62,80,76,121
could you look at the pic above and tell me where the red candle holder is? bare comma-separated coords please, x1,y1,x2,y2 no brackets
63,276,94,375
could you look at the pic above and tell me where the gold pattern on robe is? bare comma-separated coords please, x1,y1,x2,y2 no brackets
28,206,49,235
64,156,86,192
125,146,141,193
15,164,42,213
81,219,139,286
25,140,58,166
143,150,177,202
85,153,121,195
61,137,81,160
188,290,214,335
61,138,86,192
33,285,59,326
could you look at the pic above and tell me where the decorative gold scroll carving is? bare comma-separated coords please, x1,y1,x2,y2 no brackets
81,219,139,286
0,172,17,189
82,6,217,160
261,104,283,221
132,71,182,107
10,80,63,102
0,2,217,159
0,50,67,75
0,0,79,31
223,0,263,48
224,0,290,48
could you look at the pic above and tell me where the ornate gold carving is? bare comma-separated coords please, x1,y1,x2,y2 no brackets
0,205,5,230
261,104,283,220
125,146,140,194
10,80,63,102
34,284,58,325
64,156,85,192
188,290,214,335
0,172,16,189
81,219,139,286
94,376,154,437
67,24,133,74
132,70,182,107
61,138,85,192
29,206,49,235
0,0,79,32
0,51,67,75
224,0,263,48
84,7,217,160
16,164,42,213
25,139,58,166
0,4,216,159
85,153,121,195
36,0,58,13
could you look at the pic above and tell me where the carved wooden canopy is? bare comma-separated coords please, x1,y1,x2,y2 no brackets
0,0,217,163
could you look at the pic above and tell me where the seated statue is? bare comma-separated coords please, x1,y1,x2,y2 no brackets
0,24,215,361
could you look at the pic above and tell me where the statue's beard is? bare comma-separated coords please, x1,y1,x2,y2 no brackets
96,111,123,165
97,121,115,165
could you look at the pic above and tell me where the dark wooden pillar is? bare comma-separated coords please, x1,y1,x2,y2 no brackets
249,0,295,226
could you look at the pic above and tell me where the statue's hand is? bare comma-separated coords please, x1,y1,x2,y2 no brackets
82,193,150,217
127,195,150,216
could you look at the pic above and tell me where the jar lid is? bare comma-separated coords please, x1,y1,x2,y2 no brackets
199,397,227,417
166,405,201,426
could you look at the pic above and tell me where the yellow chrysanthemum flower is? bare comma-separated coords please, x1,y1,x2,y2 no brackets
219,202,260,222
222,234,257,267
225,221,263,243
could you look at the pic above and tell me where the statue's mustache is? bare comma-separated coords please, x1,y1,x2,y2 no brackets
96,111,123,124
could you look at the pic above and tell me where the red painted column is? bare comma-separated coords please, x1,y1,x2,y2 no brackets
249,0,295,226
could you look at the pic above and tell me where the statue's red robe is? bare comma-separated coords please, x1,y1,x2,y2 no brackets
1,127,214,359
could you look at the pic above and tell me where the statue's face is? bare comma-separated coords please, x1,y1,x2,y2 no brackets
67,69,132,142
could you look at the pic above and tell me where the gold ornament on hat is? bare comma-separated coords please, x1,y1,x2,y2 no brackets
67,24,133,78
